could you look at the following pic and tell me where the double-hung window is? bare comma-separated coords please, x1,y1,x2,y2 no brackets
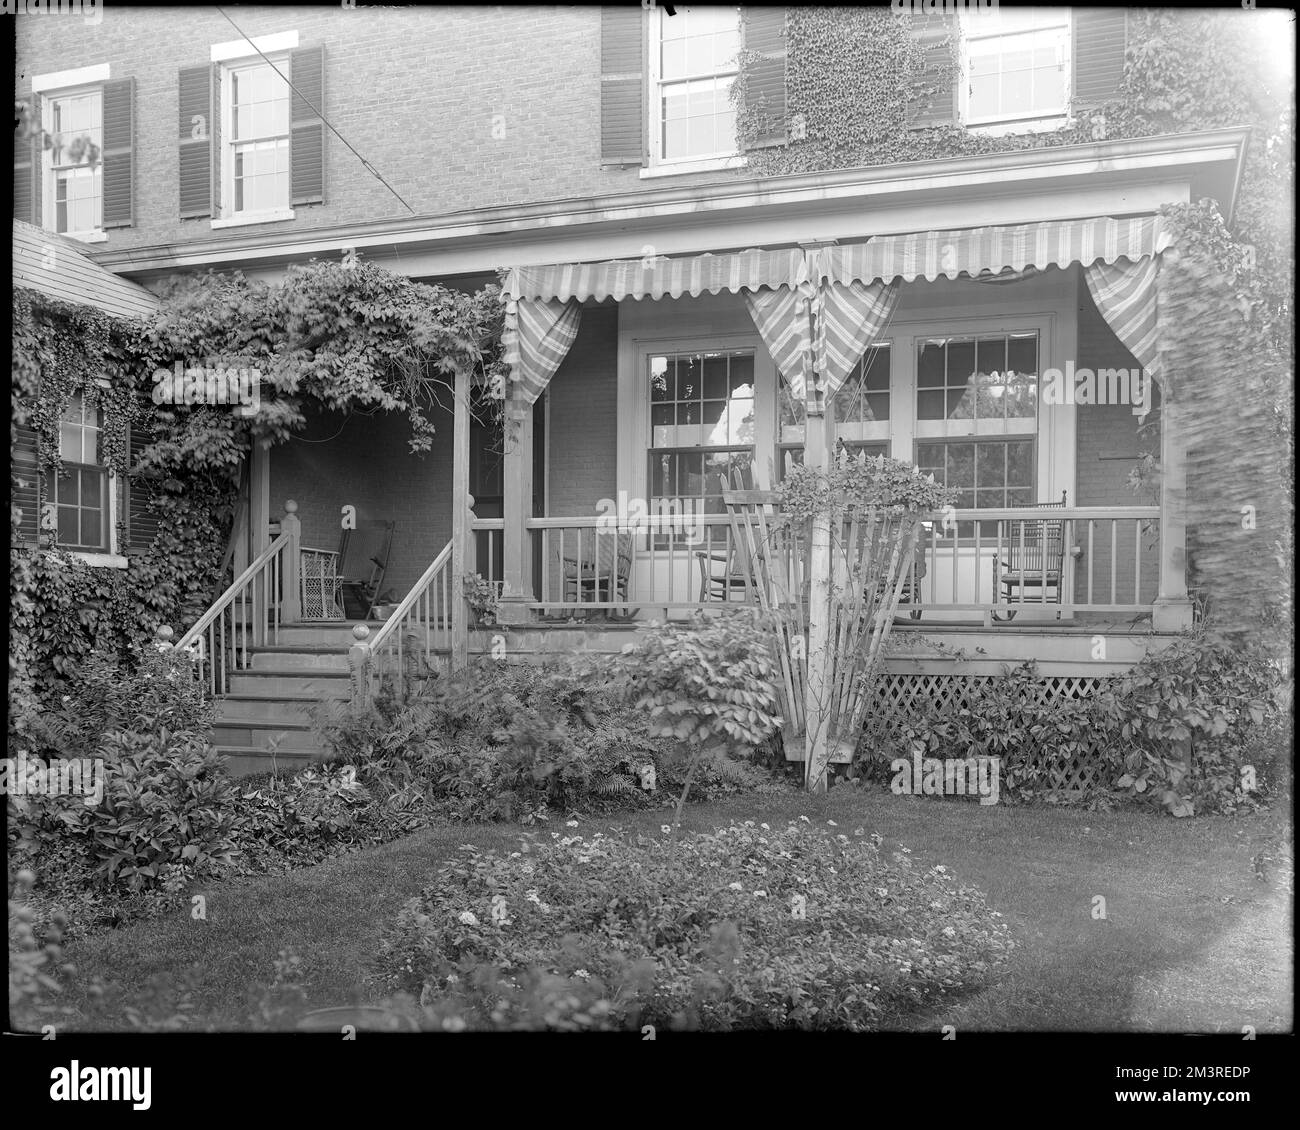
914,332,1040,537
50,394,110,553
649,5,740,166
963,7,1070,128
222,56,292,218
43,87,103,238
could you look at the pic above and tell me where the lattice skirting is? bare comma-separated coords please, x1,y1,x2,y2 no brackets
864,673,1115,794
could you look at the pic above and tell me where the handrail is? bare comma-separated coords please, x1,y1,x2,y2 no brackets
176,531,289,651
351,539,455,702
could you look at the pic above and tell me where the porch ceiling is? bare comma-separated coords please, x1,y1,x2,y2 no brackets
94,128,1249,284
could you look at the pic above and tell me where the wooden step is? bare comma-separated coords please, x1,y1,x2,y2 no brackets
227,670,352,696
248,646,352,671
214,745,327,778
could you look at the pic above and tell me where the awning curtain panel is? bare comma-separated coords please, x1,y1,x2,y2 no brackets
500,214,1168,407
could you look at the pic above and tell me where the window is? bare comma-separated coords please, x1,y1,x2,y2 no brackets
777,344,891,480
917,439,1036,538
648,349,755,543
49,395,110,552
650,5,740,165
221,56,291,217
963,7,1070,126
43,87,103,237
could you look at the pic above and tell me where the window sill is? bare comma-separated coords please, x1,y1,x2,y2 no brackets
52,229,107,244
211,209,295,230
640,154,747,179
965,116,1070,138
66,551,128,569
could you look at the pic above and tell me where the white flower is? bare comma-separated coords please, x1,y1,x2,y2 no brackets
754,890,767,898
661,825,672,835
942,926,956,938
566,820,579,828
509,851,521,858
525,889,542,904
876,888,889,898
934,865,947,873
457,911,479,926
799,815,810,824
574,969,590,979
827,819,838,826
728,882,743,891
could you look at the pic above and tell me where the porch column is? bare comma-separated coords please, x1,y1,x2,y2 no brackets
1153,383,1194,631
450,365,470,668
496,392,534,625
248,440,271,559
803,395,834,794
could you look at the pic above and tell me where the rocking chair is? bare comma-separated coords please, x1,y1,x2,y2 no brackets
300,519,395,621
991,491,1067,622
559,529,637,620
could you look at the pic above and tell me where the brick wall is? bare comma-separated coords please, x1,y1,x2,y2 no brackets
1073,283,1162,607
16,6,742,252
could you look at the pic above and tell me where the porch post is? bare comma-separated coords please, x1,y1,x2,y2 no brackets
450,365,471,669
803,393,834,794
281,500,302,625
496,392,534,625
1152,382,1194,631
248,440,271,559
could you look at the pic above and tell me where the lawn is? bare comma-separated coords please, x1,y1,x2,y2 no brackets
55,787,1292,1032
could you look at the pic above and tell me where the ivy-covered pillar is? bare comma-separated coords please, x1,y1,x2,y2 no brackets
1152,381,1194,631
802,391,835,794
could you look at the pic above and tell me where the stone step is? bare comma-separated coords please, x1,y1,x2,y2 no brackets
227,670,353,696
212,719,322,752
214,745,326,778
248,647,353,672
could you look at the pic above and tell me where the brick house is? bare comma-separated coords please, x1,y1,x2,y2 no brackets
14,6,1251,774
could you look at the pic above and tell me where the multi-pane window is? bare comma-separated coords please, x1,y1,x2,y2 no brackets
653,5,740,163
917,439,1036,539
777,344,891,479
46,89,103,235
51,395,109,552
226,59,291,214
916,333,1039,423
648,349,755,543
964,7,1070,125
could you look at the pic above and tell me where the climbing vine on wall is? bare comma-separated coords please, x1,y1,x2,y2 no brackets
11,259,506,700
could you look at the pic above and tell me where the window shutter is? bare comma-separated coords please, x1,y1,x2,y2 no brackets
101,77,134,229
14,95,39,224
906,13,959,130
1072,10,1127,110
600,6,646,167
178,65,213,219
124,421,161,554
211,65,222,216
741,8,787,149
290,45,326,206
12,422,40,546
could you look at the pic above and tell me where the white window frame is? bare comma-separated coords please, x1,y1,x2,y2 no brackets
214,45,296,228
45,385,127,568
646,4,743,172
959,8,1072,132
38,82,108,244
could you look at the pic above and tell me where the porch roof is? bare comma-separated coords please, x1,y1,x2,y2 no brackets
507,213,1170,303
12,220,160,319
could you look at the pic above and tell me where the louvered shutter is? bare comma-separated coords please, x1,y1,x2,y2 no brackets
124,421,161,554
600,6,646,167
101,77,134,229
906,12,959,130
178,65,213,219
14,95,40,224
289,45,326,206
741,8,787,149
1072,10,1127,110
12,422,41,547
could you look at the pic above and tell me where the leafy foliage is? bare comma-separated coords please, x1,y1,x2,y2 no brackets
376,820,1014,1031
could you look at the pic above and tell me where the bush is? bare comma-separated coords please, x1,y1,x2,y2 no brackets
313,659,778,823
376,820,1014,1031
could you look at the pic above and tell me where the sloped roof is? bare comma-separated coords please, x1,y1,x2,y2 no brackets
12,220,160,319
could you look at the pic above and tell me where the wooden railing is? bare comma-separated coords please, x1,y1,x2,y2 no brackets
349,539,455,702
173,525,293,698
472,505,1160,623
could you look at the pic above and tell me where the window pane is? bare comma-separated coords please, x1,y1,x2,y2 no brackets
918,341,946,387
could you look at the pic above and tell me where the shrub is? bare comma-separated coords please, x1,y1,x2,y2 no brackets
614,611,784,836
376,821,1013,1031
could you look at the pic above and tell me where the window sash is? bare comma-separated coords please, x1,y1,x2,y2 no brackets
650,5,740,164
42,87,104,234
222,57,291,215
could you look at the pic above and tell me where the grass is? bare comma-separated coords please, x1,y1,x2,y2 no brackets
51,786,1292,1032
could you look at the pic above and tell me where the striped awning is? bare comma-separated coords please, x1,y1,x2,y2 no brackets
814,216,1171,287
508,247,808,303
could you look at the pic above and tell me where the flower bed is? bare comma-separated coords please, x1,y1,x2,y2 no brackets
376,820,1013,1031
